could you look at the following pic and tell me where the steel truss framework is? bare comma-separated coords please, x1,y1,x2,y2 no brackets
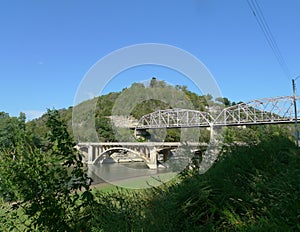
136,96,300,129
136,108,213,129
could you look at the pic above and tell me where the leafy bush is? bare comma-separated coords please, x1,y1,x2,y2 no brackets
0,110,94,231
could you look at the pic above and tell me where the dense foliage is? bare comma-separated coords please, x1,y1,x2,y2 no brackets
87,136,300,231
0,110,94,231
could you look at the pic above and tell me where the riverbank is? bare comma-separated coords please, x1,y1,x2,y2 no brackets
91,172,177,191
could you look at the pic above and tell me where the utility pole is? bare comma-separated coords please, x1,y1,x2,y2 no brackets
292,78,299,147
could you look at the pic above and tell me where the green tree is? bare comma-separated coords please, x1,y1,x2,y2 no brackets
0,109,94,231
216,97,231,106
0,112,26,151
95,117,116,142
165,128,181,142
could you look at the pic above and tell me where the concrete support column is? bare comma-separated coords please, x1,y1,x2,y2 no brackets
210,125,215,142
137,147,142,155
87,145,93,164
200,125,222,174
96,146,100,160
146,147,157,169
146,147,150,159
92,146,96,161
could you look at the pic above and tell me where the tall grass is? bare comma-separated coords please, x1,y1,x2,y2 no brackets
89,136,300,231
2,136,298,231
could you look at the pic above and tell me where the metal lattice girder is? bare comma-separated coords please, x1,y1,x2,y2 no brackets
135,96,300,129
136,108,214,129
213,96,300,126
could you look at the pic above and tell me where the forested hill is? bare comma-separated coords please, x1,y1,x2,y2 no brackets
2,78,290,149
23,78,233,146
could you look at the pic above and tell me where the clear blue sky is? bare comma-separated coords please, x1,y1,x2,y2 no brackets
1,0,300,120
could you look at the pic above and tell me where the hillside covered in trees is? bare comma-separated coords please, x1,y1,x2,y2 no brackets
23,78,293,148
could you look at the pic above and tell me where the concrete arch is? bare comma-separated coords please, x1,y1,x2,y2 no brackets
92,147,146,165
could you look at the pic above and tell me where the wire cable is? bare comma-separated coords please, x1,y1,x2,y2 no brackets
246,0,291,80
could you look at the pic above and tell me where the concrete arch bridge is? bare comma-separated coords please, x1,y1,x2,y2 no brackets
77,142,204,169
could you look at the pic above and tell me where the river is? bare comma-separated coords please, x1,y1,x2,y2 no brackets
87,161,177,189
86,148,195,189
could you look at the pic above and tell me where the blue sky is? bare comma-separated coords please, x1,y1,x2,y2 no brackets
1,0,300,120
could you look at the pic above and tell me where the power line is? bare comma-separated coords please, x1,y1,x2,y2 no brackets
246,0,291,80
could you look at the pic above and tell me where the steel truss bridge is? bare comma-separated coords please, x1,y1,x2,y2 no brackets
136,96,300,129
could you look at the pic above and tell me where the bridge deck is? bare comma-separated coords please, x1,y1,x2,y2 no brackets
78,142,206,146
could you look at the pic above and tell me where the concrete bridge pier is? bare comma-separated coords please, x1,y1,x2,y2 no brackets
199,125,223,174
87,145,94,164
146,147,158,169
